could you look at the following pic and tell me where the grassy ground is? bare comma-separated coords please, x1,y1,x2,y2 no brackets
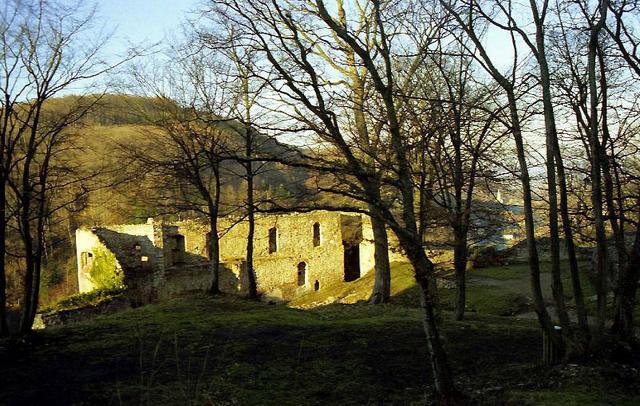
291,262,530,316
1,262,638,405
1,295,637,405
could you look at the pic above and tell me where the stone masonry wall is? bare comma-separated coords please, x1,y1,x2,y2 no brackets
76,211,378,302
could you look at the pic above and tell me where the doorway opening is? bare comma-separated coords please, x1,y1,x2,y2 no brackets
343,244,360,282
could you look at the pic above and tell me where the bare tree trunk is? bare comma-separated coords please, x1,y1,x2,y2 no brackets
505,91,559,342
245,158,258,299
0,178,8,336
524,0,573,332
208,170,222,295
369,212,391,304
586,3,609,338
404,243,465,404
18,119,39,335
538,42,571,332
598,48,626,293
612,217,639,343
208,213,220,295
554,145,591,340
453,225,467,321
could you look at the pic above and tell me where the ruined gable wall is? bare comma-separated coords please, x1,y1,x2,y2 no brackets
76,229,116,292
100,222,156,241
76,221,164,302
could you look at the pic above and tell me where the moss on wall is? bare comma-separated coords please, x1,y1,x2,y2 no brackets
89,246,125,290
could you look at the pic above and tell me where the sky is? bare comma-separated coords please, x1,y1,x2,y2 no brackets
98,0,201,57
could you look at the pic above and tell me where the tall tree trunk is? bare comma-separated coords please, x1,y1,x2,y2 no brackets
528,0,572,331
26,178,50,328
245,159,258,299
587,4,609,338
404,242,464,404
18,119,38,335
612,200,639,342
554,144,591,340
506,91,559,342
597,51,627,319
19,202,35,334
0,177,8,336
598,48,626,288
207,169,222,295
208,213,220,295
453,225,468,321
369,212,391,304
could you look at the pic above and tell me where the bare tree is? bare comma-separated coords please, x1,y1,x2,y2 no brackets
0,0,131,334
203,0,465,401
128,49,235,295
406,49,508,320
440,0,561,347
603,0,640,344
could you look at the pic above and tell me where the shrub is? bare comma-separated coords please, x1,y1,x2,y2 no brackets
469,246,509,268
89,246,125,290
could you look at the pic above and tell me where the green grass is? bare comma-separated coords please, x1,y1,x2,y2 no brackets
471,260,592,280
472,262,533,279
509,386,640,406
509,376,639,406
5,261,638,404
292,262,530,317
2,294,637,405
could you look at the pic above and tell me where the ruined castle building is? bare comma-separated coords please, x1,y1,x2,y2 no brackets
75,211,376,302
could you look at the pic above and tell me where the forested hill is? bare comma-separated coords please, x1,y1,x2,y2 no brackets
24,94,313,307
47,94,165,126
52,94,313,224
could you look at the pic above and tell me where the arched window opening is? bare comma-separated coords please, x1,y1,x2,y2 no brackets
269,227,278,253
314,280,320,291
297,262,307,286
312,222,321,247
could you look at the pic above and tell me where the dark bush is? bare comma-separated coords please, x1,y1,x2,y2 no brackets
469,246,509,268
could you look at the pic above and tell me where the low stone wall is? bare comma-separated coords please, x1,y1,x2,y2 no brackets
504,243,594,264
34,296,131,329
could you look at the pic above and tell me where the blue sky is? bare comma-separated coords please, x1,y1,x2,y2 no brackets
98,0,200,56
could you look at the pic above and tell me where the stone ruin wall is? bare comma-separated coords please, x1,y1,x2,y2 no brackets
76,221,166,302
76,211,377,302
76,229,112,293
172,211,376,300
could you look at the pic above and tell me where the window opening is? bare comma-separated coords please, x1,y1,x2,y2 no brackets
80,252,93,268
269,227,278,253
297,262,307,286
313,222,321,247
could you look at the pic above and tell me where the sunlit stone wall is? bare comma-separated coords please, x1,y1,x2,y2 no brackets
75,211,378,302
